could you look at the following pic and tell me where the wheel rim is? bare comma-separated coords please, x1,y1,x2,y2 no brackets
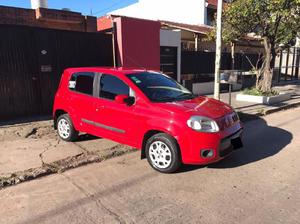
58,118,71,139
149,141,172,169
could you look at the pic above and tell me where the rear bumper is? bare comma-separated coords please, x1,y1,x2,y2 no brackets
180,124,243,165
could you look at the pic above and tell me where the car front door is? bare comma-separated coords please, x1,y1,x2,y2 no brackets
93,73,140,147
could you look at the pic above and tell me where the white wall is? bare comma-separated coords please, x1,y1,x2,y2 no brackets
193,82,242,95
111,0,208,25
160,29,182,82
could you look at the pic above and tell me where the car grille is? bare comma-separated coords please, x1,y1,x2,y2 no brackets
217,112,239,130
219,129,243,157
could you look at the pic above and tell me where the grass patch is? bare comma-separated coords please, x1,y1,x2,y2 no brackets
243,88,279,97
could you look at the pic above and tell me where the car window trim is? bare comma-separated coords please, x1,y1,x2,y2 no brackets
97,73,132,102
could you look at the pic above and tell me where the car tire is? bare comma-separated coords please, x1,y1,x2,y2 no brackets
56,114,78,142
145,133,181,173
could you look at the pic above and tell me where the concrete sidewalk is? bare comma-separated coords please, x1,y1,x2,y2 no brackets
0,122,134,187
207,81,300,115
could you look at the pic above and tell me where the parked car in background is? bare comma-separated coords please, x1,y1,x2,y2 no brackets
53,67,243,173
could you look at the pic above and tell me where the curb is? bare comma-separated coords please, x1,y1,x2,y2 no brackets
238,101,300,119
263,101,300,115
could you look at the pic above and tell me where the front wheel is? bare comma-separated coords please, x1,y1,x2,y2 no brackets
145,133,181,173
57,114,78,142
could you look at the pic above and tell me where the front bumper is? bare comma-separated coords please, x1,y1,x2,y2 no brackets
179,123,243,165
219,129,243,157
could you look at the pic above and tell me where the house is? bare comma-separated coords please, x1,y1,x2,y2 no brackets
97,13,263,85
0,5,97,32
98,15,182,81
110,0,218,26
107,0,263,54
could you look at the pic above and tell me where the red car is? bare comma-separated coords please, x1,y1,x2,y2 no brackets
53,67,243,173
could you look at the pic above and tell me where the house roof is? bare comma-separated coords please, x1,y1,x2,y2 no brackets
160,20,213,35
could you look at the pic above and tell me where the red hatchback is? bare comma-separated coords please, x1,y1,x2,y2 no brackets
53,67,243,173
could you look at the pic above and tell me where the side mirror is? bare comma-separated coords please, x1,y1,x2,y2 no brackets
115,95,135,106
115,95,128,104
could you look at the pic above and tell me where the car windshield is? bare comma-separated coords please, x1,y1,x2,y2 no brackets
127,72,195,102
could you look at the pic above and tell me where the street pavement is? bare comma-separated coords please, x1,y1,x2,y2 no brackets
1,108,300,224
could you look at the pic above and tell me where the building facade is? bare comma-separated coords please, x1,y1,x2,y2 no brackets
0,5,97,32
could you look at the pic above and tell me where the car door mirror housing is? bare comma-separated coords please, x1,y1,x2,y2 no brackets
115,95,135,106
124,96,135,106
115,95,128,104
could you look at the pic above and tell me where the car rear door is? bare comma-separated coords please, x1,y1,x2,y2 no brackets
67,72,97,133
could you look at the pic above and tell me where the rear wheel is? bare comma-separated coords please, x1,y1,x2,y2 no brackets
145,133,181,173
57,114,78,142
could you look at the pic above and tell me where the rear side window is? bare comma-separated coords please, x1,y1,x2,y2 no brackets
99,74,129,100
69,72,94,96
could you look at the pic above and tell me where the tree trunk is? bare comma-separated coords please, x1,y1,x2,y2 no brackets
257,37,276,92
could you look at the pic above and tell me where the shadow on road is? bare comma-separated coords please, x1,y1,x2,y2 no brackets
180,116,293,172
210,116,293,169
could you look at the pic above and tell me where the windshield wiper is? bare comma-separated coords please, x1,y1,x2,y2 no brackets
176,92,195,100
152,96,177,102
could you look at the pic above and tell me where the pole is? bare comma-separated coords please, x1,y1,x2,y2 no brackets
231,42,235,70
112,22,117,68
214,0,223,100
229,84,232,106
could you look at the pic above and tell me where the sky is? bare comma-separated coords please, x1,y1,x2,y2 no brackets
0,0,138,16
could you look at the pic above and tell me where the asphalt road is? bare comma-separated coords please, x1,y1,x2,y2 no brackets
1,108,300,224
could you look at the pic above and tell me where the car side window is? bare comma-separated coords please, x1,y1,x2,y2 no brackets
99,74,129,100
69,72,94,96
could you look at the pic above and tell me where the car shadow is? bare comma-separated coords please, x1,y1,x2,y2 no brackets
177,116,293,173
76,134,100,142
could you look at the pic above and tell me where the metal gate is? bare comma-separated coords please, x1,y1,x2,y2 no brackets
0,25,113,120
160,46,177,80
275,47,300,82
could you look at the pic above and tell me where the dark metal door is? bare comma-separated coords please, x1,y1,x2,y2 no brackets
0,25,113,120
160,46,177,80
0,26,41,119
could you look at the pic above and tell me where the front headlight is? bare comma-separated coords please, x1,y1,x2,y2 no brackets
187,116,219,133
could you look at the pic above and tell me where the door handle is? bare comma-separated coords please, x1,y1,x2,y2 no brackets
96,105,105,111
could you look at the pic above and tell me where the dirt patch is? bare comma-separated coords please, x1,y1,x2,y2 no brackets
0,119,135,184
0,121,57,142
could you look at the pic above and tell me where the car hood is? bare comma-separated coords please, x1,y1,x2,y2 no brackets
156,96,233,119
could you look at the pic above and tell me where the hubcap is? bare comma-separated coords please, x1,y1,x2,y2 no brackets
149,141,172,169
58,118,71,139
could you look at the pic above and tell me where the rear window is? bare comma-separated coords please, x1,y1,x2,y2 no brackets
69,72,94,96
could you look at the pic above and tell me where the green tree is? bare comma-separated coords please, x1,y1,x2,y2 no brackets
222,0,300,92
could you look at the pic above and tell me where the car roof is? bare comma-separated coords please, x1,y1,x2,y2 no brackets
64,67,160,76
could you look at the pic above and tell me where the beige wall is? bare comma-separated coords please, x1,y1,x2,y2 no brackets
178,29,264,54
182,39,264,54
